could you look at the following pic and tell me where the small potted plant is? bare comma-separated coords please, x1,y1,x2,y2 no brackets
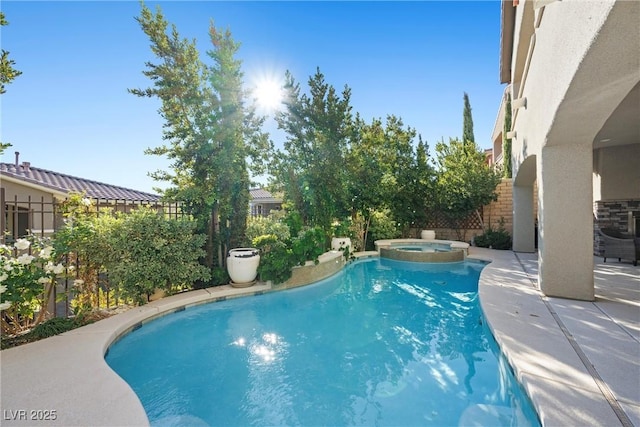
227,248,260,287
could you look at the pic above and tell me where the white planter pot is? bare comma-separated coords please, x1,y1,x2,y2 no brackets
331,237,352,252
227,248,260,287
421,230,436,240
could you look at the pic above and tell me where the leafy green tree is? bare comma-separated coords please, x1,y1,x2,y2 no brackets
435,139,502,240
503,93,512,178
345,115,434,245
0,12,21,95
386,121,435,234
462,92,475,143
395,136,437,231
273,68,353,240
131,4,270,280
345,115,389,248
0,12,23,154
206,24,269,252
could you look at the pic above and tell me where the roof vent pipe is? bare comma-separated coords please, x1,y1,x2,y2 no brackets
14,151,19,168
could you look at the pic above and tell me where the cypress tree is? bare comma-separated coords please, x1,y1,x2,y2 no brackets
462,92,475,143
503,93,512,178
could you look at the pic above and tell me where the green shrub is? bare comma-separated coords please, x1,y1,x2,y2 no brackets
283,210,303,239
331,219,352,238
473,232,491,248
474,221,512,250
253,235,296,284
53,195,121,315
209,267,230,286
292,226,326,266
109,207,210,305
253,226,327,285
367,209,401,250
246,213,291,244
29,317,77,339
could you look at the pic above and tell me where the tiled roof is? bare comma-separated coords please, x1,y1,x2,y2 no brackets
0,162,161,202
249,188,282,202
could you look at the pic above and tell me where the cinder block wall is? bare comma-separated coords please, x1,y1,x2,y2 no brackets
483,178,514,233
412,178,541,243
433,178,516,242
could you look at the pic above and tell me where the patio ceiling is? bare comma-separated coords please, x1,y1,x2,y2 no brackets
594,81,640,149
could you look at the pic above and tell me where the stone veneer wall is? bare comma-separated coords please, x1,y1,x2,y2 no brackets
277,251,345,289
379,247,465,263
593,199,640,255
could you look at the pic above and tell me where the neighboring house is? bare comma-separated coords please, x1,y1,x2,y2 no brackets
1,158,283,243
249,188,282,217
495,0,639,300
0,157,164,243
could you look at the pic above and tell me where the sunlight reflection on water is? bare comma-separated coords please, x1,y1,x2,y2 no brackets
106,258,540,427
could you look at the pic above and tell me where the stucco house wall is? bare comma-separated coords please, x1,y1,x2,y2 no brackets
593,144,640,201
1,177,62,239
511,1,628,178
502,0,639,300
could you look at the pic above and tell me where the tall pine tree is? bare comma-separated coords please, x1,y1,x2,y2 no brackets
273,68,353,237
131,4,270,282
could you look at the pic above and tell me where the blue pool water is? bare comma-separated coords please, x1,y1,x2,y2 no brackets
106,258,540,427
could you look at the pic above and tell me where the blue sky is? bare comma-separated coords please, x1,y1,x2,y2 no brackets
1,1,504,194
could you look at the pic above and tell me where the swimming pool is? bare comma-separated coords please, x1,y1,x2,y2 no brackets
106,258,540,426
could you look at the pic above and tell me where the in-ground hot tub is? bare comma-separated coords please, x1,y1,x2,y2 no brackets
375,238,469,262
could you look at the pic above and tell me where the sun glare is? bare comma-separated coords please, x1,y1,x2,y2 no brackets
253,75,283,113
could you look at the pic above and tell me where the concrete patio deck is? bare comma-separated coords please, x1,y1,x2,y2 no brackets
0,249,638,426
475,248,639,427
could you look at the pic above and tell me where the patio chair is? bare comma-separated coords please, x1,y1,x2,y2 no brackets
599,228,639,266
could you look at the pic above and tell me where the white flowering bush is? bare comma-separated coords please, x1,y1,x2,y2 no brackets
0,236,71,333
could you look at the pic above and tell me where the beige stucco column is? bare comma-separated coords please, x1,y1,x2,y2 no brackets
513,184,535,252
538,144,594,301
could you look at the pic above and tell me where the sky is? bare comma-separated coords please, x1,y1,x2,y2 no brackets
1,1,505,195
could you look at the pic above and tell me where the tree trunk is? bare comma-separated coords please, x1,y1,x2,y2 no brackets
206,207,215,270
34,279,55,326
475,208,485,230
363,213,372,251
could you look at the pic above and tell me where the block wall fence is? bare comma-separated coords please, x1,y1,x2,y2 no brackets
420,178,531,243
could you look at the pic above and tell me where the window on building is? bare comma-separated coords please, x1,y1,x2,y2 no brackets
4,205,29,243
